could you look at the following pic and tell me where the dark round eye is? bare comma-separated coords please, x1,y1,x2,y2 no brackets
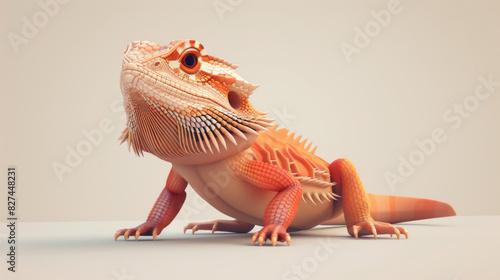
182,53,198,69
179,51,201,74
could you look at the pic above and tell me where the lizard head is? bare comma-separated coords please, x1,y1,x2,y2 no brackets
119,39,273,165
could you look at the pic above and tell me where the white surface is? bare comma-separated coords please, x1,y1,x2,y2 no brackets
1,216,499,280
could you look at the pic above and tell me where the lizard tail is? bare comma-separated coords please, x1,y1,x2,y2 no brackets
367,194,457,223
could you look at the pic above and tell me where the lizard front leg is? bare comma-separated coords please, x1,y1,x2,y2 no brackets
115,169,187,241
234,160,302,246
329,159,408,239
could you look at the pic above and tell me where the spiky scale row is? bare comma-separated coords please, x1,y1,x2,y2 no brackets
250,125,336,207
301,191,339,205
119,94,273,158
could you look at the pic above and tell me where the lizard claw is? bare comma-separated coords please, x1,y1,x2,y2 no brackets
352,221,377,239
124,229,131,241
114,221,162,241
258,235,265,246
152,228,158,241
134,229,141,241
114,231,122,241
192,225,200,235
271,235,278,246
252,224,290,246
349,220,408,239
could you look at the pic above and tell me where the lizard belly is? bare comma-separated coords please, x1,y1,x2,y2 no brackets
173,162,334,230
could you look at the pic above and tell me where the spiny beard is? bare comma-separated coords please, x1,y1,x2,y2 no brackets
120,94,274,158
169,103,274,154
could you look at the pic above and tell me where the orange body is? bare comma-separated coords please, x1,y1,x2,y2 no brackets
115,39,456,245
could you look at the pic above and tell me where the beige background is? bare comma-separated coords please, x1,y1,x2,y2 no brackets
1,0,499,223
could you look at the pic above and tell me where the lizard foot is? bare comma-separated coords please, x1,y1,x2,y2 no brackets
252,224,291,246
348,220,409,239
184,219,254,234
114,221,163,241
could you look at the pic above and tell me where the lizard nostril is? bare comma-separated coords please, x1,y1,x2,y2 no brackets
154,61,160,67
228,91,241,110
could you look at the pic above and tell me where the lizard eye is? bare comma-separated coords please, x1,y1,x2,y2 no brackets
182,53,197,68
179,51,201,74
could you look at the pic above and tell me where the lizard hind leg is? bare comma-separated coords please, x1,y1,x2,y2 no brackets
183,219,255,235
328,158,408,239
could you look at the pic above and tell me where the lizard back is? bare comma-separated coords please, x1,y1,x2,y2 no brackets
251,126,338,204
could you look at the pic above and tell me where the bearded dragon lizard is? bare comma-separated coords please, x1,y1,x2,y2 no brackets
114,39,456,246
